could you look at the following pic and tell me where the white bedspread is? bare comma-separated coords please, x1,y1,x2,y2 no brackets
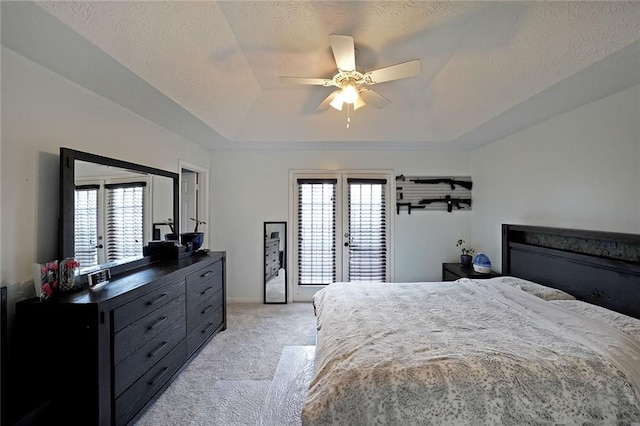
302,280,640,425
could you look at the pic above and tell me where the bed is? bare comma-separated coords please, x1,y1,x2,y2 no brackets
301,224,640,425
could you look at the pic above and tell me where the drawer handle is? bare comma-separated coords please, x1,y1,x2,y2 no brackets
147,316,168,331
201,270,213,278
147,341,168,358
200,286,213,296
147,366,169,386
201,304,214,315
201,322,215,335
146,293,168,306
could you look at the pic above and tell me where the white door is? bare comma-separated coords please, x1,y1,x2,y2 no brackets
293,172,391,301
181,170,197,233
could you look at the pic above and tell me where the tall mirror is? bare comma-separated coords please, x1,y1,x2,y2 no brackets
60,148,179,277
264,222,287,304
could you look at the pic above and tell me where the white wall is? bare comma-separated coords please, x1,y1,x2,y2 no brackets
0,47,210,306
471,84,640,272
210,149,471,302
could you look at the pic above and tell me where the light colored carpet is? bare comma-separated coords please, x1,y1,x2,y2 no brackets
134,302,317,426
265,269,286,303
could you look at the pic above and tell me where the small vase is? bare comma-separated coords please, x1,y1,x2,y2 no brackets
60,258,79,291
460,255,472,266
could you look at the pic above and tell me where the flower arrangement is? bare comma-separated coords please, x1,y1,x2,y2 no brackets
35,258,80,300
456,239,475,256
39,260,59,300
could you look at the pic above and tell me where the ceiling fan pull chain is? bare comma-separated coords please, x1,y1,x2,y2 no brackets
347,104,351,129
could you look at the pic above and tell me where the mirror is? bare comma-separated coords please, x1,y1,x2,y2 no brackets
264,222,287,304
60,148,179,277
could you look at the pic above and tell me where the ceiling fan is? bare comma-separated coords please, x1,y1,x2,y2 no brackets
280,34,422,114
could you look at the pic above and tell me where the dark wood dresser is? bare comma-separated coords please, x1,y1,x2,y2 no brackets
15,252,225,425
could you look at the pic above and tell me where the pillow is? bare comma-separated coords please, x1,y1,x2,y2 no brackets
550,299,640,341
485,276,576,301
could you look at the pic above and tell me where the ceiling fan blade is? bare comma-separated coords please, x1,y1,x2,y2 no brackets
329,34,356,72
360,88,391,109
364,60,421,84
279,76,334,86
317,91,340,111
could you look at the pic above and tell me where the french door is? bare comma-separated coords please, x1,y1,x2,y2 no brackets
292,172,392,301
74,178,148,268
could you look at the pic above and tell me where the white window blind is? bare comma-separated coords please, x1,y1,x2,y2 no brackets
297,179,337,286
74,185,99,268
105,182,145,262
347,178,387,282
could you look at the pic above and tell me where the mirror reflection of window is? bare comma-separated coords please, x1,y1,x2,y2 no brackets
74,185,99,268
66,153,177,276
105,182,145,262
74,181,147,266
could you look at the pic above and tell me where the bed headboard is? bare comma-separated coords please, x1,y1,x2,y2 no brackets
502,224,640,319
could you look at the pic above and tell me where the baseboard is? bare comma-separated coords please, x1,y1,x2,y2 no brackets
227,298,262,303
227,298,314,304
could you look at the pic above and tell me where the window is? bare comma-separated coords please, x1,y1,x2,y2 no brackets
297,179,337,285
347,179,387,282
105,182,145,262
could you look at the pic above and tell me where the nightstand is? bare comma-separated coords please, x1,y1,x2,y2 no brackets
442,262,500,281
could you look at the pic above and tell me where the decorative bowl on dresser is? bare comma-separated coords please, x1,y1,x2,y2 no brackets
14,252,226,425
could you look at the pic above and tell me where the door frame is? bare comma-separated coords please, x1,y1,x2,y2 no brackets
288,169,395,302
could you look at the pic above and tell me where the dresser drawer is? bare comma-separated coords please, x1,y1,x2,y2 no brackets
113,277,185,332
187,306,224,355
187,289,223,334
266,240,278,250
186,261,223,309
115,341,187,426
114,294,186,366
114,307,186,397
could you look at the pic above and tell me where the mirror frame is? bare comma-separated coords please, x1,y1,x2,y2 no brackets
59,147,180,278
264,221,287,304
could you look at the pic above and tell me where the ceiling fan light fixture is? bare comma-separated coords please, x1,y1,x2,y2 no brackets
279,34,422,119
329,93,344,111
341,82,359,104
353,94,366,111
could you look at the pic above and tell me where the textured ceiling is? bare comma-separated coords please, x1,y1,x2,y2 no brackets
2,1,640,150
